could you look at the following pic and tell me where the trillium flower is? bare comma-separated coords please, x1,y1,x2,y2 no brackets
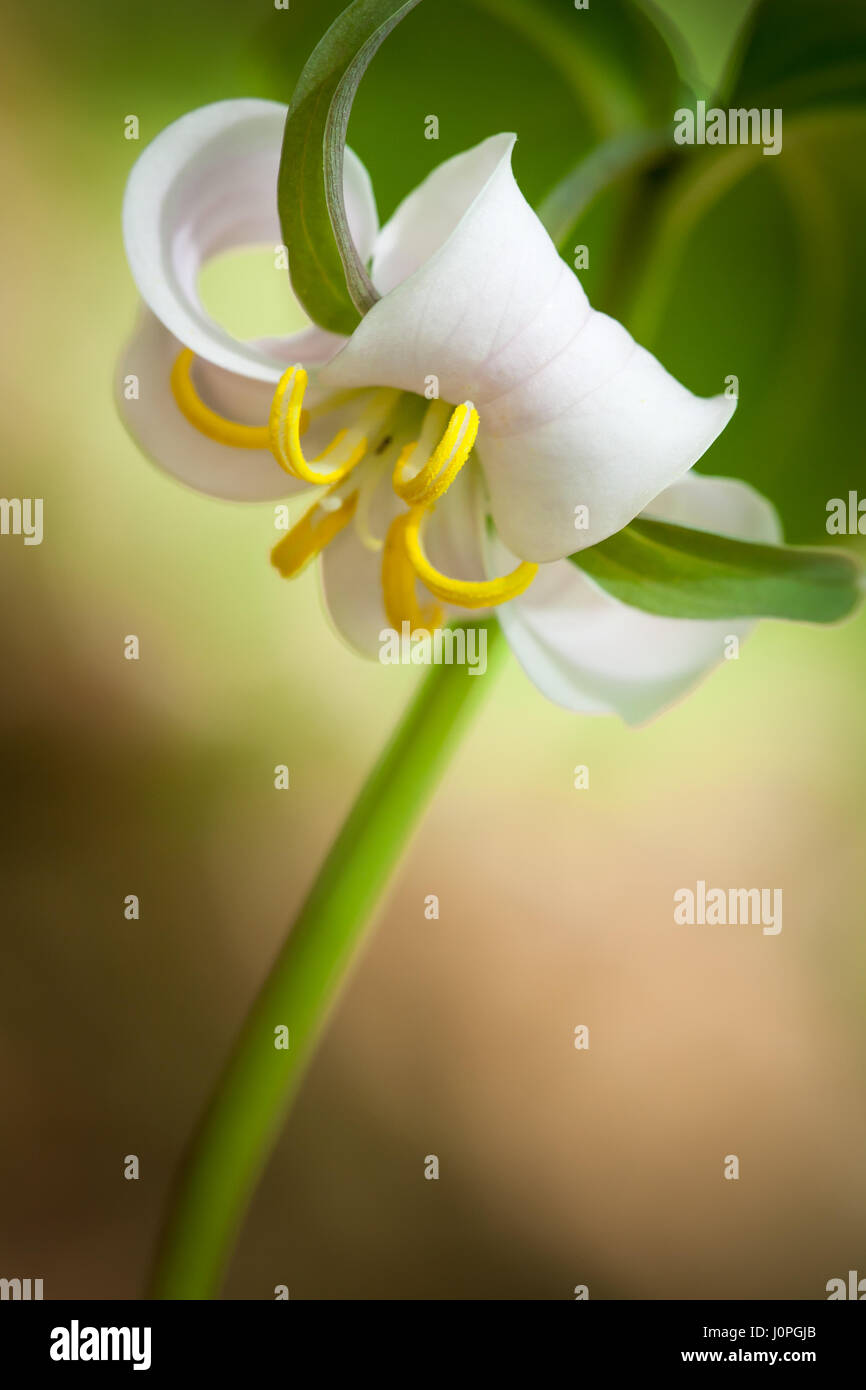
118,98,780,724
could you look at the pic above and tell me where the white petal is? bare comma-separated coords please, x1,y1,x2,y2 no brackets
497,473,781,724
370,136,514,295
321,134,734,562
476,350,735,563
122,99,377,382
319,524,390,659
423,461,490,586
116,308,307,501
644,469,782,544
319,466,398,657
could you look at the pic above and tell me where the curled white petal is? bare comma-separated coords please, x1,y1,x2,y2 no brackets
370,135,513,295
122,99,377,382
322,134,735,562
116,308,307,501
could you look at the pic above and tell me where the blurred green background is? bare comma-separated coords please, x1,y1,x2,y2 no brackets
1,0,865,1299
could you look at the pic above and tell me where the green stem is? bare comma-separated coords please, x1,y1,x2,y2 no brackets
148,620,506,1299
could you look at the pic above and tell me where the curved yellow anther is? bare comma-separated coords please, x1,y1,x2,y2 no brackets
269,366,400,486
271,488,358,579
392,401,479,507
381,513,443,633
269,366,353,484
170,349,273,449
403,506,538,610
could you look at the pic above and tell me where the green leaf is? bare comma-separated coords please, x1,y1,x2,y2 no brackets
569,518,863,623
722,0,866,111
278,0,423,335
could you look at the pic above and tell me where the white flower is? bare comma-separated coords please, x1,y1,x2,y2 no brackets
118,99,780,724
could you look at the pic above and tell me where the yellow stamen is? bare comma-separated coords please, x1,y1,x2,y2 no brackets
171,349,533,617
403,506,538,609
170,349,275,449
392,400,479,506
269,365,399,486
381,513,443,633
271,488,358,579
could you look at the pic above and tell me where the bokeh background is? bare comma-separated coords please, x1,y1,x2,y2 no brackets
1,0,864,1299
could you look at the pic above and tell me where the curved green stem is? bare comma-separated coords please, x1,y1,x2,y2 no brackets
148,620,506,1299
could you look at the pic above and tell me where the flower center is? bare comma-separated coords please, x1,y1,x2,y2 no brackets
170,350,537,630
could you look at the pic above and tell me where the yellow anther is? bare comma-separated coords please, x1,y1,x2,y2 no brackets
269,366,400,486
271,487,358,579
170,349,273,449
392,400,479,506
381,513,443,633
403,506,538,609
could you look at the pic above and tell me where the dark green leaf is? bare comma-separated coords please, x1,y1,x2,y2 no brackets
570,518,863,623
723,0,866,111
278,0,423,335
